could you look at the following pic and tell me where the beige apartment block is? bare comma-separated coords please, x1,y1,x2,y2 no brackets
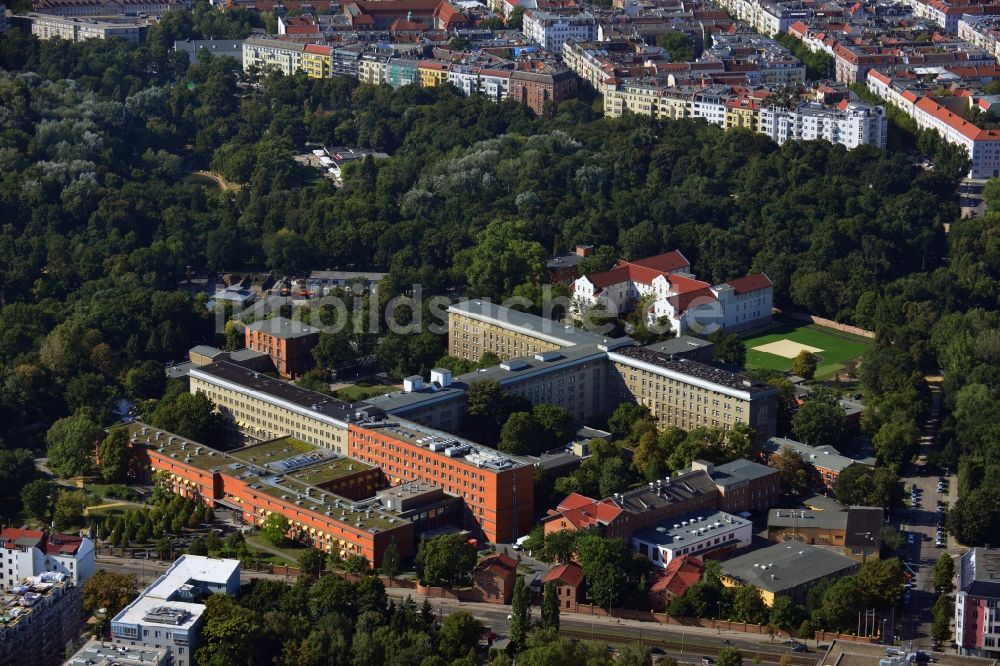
188,362,363,452
446,300,614,361
608,347,777,444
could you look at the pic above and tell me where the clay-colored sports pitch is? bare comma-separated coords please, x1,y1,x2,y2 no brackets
743,323,872,379
750,340,823,359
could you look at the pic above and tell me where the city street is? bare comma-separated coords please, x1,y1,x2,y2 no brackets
894,380,961,647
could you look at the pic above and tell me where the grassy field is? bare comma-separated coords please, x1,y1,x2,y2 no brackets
335,383,398,401
743,322,872,379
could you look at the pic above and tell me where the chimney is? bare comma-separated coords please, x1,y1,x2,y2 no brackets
576,244,594,257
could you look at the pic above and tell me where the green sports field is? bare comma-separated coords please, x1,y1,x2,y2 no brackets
743,322,872,380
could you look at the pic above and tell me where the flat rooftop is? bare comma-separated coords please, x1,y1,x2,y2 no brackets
961,548,1000,597
141,555,240,601
245,316,320,340
609,347,775,396
357,417,529,472
820,640,996,666
720,542,859,594
364,343,613,414
190,361,374,424
634,510,749,547
768,508,848,531
112,596,204,632
613,470,719,513
447,299,631,349
127,423,405,533
66,640,170,666
706,458,777,487
642,335,714,356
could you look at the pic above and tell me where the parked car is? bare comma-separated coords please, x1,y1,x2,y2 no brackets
908,532,917,545
702,657,715,665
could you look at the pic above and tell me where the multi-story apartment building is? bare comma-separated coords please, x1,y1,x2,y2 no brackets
0,528,95,589
0,574,83,666
174,39,245,65
348,418,536,544
868,69,1000,178
302,44,333,78
111,556,240,666
958,14,1000,61
957,547,1000,657
66,641,170,666
20,11,144,40
522,10,597,53
446,298,623,362
31,0,183,16
244,316,320,379
632,511,753,568
129,423,428,564
509,63,578,115
188,361,362,449
607,346,778,445
758,101,887,149
767,506,883,561
242,38,305,76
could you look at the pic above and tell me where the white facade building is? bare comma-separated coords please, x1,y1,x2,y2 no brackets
111,555,241,666
522,10,596,53
633,511,753,567
758,102,887,150
867,69,1000,178
242,38,305,76
573,251,772,336
0,528,96,589
22,11,144,41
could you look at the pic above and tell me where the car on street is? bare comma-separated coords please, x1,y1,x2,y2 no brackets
937,537,945,547
908,532,917,545
702,657,715,665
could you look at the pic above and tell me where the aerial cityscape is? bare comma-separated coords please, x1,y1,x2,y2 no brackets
1,0,1000,663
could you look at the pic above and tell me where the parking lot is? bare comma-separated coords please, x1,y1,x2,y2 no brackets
895,466,960,647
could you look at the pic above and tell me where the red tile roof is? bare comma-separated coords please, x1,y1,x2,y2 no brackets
552,493,624,530
476,553,518,578
725,273,772,294
649,555,703,597
0,528,85,555
621,250,691,274
0,528,45,550
544,561,585,588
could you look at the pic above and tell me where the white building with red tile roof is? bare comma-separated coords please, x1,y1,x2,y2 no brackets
867,69,1000,178
0,527,95,588
572,251,772,335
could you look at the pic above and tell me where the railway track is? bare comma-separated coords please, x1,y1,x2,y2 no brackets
558,626,817,665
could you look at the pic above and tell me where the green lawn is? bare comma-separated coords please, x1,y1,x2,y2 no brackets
335,384,398,401
742,322,872,379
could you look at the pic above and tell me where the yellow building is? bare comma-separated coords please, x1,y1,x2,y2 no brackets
358,54,389,85
604,82,692,121
606,346,778,445
189,361,356,452
302,44,333,79
725,100,761,131
446,300,612,361
418,60,449,87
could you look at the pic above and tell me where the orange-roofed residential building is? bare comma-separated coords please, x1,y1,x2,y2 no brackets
648,555,703,611
0,527,96,587
473,552,519,603
543,561,586,609
572,251,772,335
